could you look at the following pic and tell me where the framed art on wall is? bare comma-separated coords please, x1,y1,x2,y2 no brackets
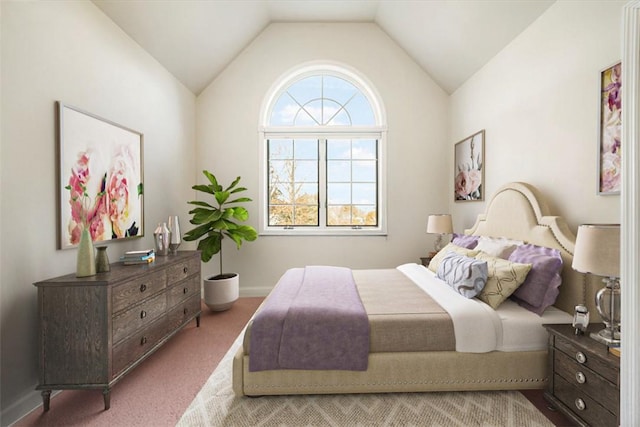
58,102,144,249
454,130,484,202
598,62,622,195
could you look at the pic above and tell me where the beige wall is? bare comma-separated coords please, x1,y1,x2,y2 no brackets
0,2,196,423
450,1,625,231
196,23,450,295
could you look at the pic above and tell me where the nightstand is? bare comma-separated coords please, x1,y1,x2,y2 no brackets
544,324,620,427
419,252,437,267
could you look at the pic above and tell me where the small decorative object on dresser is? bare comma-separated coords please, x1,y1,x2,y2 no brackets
168,215,181,254
95,245,110,273
154,222,171,256
33,251,201,411
544,324,620,427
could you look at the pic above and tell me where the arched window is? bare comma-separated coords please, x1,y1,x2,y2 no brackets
259,62,387,235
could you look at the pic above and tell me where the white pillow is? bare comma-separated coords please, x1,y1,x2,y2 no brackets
475,236,523,259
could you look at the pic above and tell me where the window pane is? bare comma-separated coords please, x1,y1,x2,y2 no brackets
353,205,377,226
269,139,293,159
294,205,319,226
294,139,318,159
327,205,352,226
296,183,318,205
287,76,321,106
326,109,351,126
345,92,375,125
270,94,299,126
294,160,317,182
294,100,321,126
352,139,376,159
352,160,376,182
269,205,293,226
327,139,351,160
270,183,293,204
327,160,351,182
352,183,376,204
328,183,351,204
323,76,357,105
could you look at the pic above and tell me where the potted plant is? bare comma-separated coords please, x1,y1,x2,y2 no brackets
184,170,258,311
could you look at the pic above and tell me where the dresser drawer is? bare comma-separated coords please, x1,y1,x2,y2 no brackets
166,294,201,331
112,292,167,345
112,270,166,313
554,350,618,412
166,256,200,286
554,335,618,383
554,373,617,427
167,275,200,309
112,316,171,377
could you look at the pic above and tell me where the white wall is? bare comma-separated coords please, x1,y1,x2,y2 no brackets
0,2,196,424
196,23,450,295
450,1,625,231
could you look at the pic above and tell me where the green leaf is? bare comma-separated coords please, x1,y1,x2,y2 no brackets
138,183,144,196
183,223,212,241
198,234,222,262
225,176,241,192
229,186,248,194
187,200,213,208
192,184,215,195
215,190,230,205
227,196,252,204
232,206,249,221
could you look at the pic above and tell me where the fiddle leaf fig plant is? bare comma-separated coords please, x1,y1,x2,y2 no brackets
184,170,258,278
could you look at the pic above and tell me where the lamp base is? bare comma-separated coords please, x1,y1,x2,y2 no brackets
590,328,621,346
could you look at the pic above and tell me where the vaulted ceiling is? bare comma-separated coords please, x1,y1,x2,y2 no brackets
92,0,555,95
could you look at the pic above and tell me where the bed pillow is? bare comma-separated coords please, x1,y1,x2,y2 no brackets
436,251,488,298
474,236,523,259
451,233,480,249
427,243,480,273
475,252,532,309
508,244,563,315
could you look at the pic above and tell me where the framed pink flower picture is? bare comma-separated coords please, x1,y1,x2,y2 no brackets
454,130,484,202
598,62,621,195
58,102,144,249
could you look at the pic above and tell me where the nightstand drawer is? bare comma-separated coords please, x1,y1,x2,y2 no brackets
554,350,619,412
554,374,617,427
554,335,618,383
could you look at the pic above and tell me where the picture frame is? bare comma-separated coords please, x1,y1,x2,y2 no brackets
454,130,485,202
598,62,622,195
57,101,144,249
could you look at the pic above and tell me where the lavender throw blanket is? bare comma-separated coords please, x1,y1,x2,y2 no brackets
248,266,370,372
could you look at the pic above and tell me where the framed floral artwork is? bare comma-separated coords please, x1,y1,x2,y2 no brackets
454,130,484,202
598,62,621,195
58,102,144,249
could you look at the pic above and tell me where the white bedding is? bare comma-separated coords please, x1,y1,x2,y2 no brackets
396,263,572,353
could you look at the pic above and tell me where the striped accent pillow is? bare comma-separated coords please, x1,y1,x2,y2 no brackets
436,251,488,299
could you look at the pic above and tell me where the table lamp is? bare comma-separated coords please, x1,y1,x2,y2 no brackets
426,214,453,253
571,224,621,346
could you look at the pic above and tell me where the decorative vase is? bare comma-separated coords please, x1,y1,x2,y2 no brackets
76,228,96,277
167,215,181,255
154,222,170,256
95,246,110,273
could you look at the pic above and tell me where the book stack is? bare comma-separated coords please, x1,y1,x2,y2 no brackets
121,249,155,265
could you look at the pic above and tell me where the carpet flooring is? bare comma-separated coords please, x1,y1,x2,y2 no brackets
16,297,572,427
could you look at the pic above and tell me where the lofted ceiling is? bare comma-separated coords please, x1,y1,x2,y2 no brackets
92,0,555,95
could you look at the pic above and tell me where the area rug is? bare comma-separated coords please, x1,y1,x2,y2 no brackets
177,331,553,427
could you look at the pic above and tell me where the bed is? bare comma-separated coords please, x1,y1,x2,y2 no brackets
232,182,600,396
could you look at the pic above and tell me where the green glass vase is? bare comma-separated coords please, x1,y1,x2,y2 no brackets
76,228,96,277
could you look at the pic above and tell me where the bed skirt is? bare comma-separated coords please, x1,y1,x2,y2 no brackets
232,347,548,396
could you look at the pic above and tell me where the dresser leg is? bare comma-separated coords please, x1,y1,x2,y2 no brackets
196,314,201,327
102,388,111,410
41,390,51,412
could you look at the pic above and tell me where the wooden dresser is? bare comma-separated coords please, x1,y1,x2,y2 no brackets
544,324,620,426
33,251,202,411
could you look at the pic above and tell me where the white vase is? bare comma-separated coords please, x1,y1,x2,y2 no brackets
76,228,96,277
203,273,239,311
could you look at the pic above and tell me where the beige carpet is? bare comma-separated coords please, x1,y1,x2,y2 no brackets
177,332,553,427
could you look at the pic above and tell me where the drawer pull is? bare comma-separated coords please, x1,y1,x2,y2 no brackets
575,351,587,364
140,284,147,293
140,336,148,346
140,310,147,319
183,287,188,294
574,398,586,411
183,266,188,274
576,371,586,384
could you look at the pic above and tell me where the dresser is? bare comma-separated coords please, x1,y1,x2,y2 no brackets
33,251,202,411
544,324,620,426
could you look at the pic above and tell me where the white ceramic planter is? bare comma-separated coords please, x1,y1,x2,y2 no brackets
203,273,239,311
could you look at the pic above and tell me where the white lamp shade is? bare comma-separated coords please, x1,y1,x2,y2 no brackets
426,214,453,234
572,224,620,277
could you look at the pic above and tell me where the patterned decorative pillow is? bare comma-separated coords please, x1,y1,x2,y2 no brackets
508,244,564,315
451,233,480,249
436,251,488,298
475,252,532,309
475,236,524,259
427,243,480,273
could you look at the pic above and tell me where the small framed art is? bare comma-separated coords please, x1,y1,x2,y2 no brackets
598,62,621,195
57,102,144,249
454,130,484,202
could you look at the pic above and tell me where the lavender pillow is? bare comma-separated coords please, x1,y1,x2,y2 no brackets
451,233,480,249
508,244,563,315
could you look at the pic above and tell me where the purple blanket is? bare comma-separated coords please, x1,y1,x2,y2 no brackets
248,266,370,372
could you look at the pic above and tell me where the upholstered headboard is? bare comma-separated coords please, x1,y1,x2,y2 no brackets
464,182,598,319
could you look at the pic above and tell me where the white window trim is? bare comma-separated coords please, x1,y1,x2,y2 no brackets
258,61,387,236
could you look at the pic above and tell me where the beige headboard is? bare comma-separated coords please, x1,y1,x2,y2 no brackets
464,182,599,319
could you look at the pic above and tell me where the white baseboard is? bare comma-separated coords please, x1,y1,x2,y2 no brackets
239,286,270,297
